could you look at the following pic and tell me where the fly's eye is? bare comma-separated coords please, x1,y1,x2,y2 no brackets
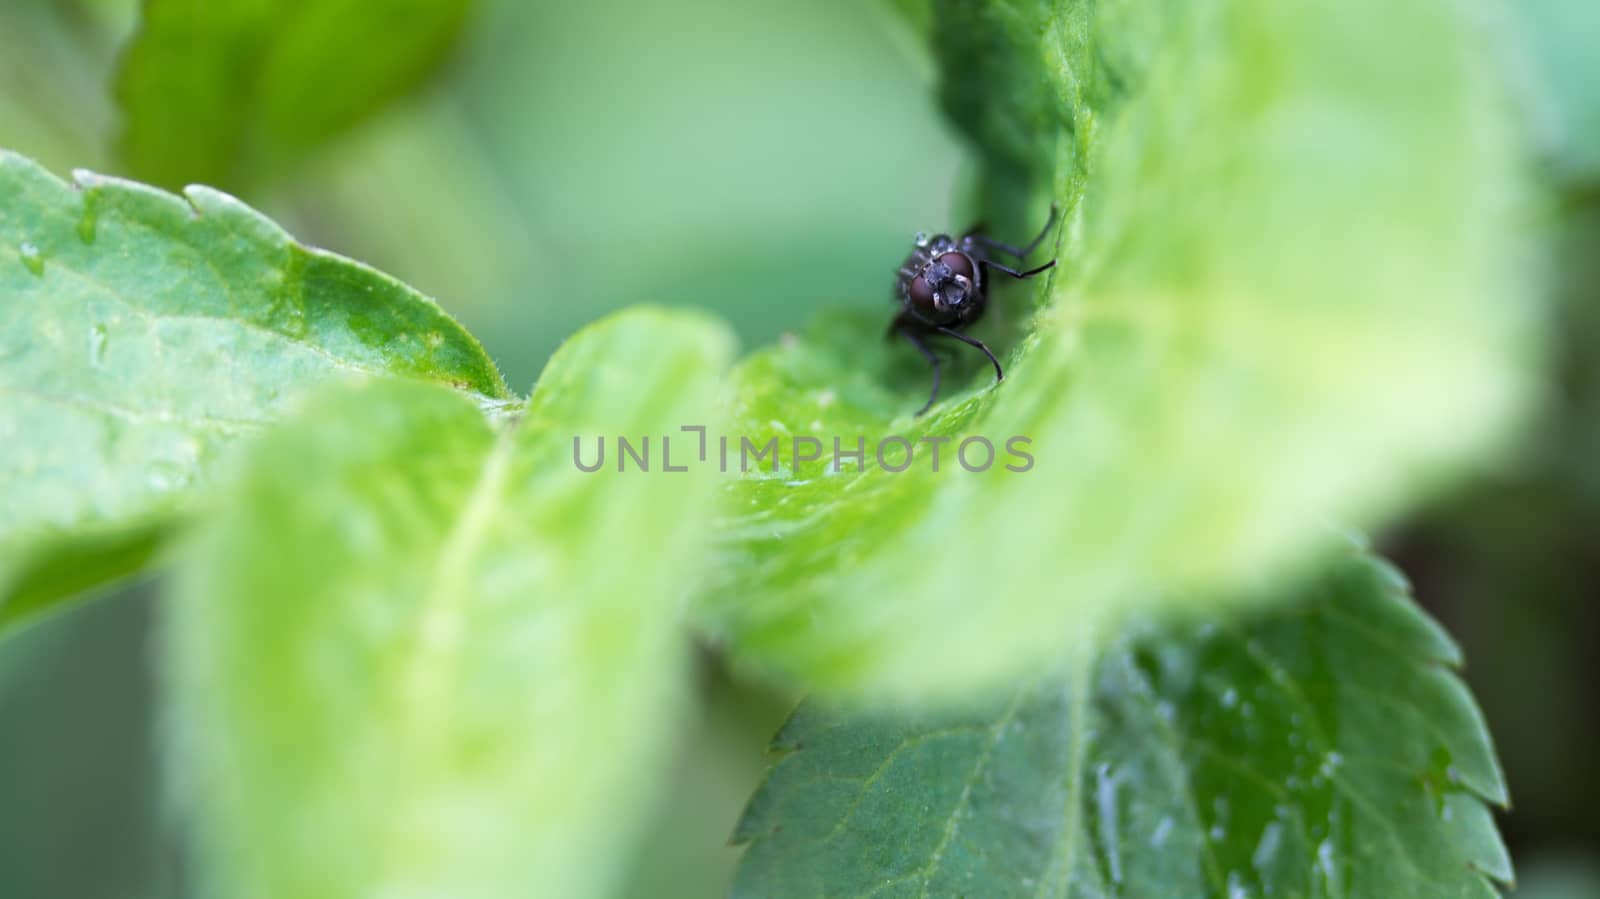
938,252,975,280
909,275,935,311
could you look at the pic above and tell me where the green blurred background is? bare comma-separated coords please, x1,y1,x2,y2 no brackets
0,0,1595,896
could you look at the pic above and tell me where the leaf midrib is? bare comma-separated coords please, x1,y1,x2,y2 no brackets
401,427,518,746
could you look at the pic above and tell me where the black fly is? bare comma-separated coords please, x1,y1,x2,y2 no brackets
890,205,1058,415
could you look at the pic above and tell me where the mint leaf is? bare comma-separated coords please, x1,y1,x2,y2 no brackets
167,308,734,899
116,0,473,189
700,0,1539,696
0,150,508,628
732,548,1511,898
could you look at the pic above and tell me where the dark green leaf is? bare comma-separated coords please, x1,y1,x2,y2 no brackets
732,549,1511,898
0,150,508,628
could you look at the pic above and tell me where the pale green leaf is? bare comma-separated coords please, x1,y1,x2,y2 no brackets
0,150,508,628
167,308,734,899
700,0,1540,696
116,0,473,189
732,548,1511,898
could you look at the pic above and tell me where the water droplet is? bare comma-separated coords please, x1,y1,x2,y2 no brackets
1210,825,1226,841
1421,745,1458,814
1149,816,1174,848
18,241,43,276
1095,763,1123,884
147,461,191,493
1252,821,1283,871
1319,751,1344,778
87,323,107,367
1221,687,1239,709
1316,839,1339,891
1226,870,1249,898
77,191,100,244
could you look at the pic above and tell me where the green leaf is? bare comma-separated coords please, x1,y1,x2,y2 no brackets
731,548,1511,898
1513,0,1600,184
116,0,473,189
700,0,1540,696
167,308,734,899
0,149,508,629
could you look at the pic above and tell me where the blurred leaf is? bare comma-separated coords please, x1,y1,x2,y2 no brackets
0,0,132,175
732,549,1511,898
116,0,474,190
699,0,1539,696
313,0,963,390
167,308,734,899
1513,855,1600,899
0,150,508,630
0,586,167,899
614,665,796,899
1513,0,1600,184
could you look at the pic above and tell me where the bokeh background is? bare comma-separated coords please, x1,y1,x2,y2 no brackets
0,0,1595,896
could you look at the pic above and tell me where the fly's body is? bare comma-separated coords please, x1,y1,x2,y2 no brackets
889,205,1059,415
